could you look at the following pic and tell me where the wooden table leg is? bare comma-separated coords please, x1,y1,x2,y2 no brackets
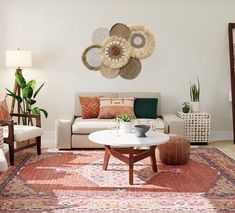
150,146,157,173
129,147,134,185
103,145,110,170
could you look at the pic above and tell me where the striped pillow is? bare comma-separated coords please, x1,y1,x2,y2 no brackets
0,98,11,120
98,97,135,119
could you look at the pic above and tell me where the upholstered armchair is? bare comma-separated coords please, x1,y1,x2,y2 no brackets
0,113,43,166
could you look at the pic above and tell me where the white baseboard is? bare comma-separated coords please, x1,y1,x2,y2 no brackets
210,131,233,142
42,131,56,148
41,131,234,148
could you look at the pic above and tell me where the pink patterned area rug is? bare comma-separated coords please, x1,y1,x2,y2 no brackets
0,147,234,212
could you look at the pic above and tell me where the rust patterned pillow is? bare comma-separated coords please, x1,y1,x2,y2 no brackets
98,97,135,119
79,96,100,119
0,97,11,120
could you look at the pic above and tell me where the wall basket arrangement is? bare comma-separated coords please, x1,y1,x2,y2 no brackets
82,23,155,80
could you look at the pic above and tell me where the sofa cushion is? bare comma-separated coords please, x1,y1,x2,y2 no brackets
134,98,158,119
72,117,167,134
133,118,166,133
72,117,118,134
79,96,100,119
98,97,135,119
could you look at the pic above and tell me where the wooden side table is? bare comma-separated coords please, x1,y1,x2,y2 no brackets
177,111,211,145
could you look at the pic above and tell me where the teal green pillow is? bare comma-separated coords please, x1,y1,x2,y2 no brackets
134,98,158,119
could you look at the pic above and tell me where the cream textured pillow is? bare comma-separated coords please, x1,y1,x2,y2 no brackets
98,97,135,119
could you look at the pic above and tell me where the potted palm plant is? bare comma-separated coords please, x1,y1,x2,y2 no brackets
6,71,48,124
190,77,200,113
116,113,135,133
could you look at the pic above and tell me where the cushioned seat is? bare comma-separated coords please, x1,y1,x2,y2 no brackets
3,125,43,142
72,118,117,134
157,135,190,165
72,117,167,134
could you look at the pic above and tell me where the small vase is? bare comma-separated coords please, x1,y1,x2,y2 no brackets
190,101,200,113
119,121,132,133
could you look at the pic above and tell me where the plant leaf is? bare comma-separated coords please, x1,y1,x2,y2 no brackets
15,71,26,89
27,80,36,90
26,98,37,105
40,108,48,118
31,107,48,118
31,107,40,114
197,77,200,102
33,82,45,98
23,86,33,99
5,88,23,103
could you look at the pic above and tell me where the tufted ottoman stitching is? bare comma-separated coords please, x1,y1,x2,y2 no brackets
157,134,190,165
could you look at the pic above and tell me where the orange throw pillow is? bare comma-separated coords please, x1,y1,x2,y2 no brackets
79,96,100,119
98,97,135,119
0,98,11,120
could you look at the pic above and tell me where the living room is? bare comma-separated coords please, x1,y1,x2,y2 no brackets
0,0,235,212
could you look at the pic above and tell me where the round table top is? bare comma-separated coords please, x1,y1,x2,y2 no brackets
89,130,170,148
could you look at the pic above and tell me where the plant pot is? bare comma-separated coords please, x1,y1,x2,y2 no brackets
119,121,132,133
190,101,200,113
182,107,190,113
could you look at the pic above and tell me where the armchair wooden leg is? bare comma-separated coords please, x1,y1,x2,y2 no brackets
36,137,41,155
8,143,15,166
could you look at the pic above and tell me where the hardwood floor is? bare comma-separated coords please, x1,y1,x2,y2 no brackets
200,140,235,160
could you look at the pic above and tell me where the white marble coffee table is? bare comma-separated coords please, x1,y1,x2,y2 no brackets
89,130,169,185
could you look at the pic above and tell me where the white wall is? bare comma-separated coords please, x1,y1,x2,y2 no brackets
0,0,234,132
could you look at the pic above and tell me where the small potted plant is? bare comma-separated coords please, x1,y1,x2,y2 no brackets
116,113,135,133
182,102,190,113
190,77,200,112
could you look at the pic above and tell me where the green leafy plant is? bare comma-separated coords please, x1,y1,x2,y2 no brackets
190,77,200,102
182,101,190,109
116,113,135,122
6,71,48,124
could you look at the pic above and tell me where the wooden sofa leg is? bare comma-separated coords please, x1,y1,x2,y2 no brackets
36,137,41,155
8,143,15,166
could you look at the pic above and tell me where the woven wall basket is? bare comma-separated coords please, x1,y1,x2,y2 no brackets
128,25,155,59
110,23,131,40
92,27,109,44
100,63,119,79
82,44,102,71
101,36,130,69
119,57,141,79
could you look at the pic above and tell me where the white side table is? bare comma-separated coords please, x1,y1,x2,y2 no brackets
177,111,211,145
0,127,8,171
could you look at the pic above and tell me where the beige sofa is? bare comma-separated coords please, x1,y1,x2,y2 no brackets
55,92,185,149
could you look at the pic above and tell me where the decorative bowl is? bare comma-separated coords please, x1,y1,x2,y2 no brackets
134,125,150,137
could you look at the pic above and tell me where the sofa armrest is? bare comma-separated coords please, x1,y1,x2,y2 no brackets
161,113,185,136
55,114,75,149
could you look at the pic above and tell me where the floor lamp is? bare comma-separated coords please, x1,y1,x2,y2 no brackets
6,49,32,114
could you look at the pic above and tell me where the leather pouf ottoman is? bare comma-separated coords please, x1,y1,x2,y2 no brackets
157,135,190,165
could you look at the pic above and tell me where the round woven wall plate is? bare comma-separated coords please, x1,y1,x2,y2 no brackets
92,27,109,44
101,36,130,69
100,63,119,79
128,25,155,59
110,23,131,40
119,57,141,80
82,45,102,71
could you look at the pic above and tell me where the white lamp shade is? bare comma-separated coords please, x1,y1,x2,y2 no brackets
6,50,32,68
